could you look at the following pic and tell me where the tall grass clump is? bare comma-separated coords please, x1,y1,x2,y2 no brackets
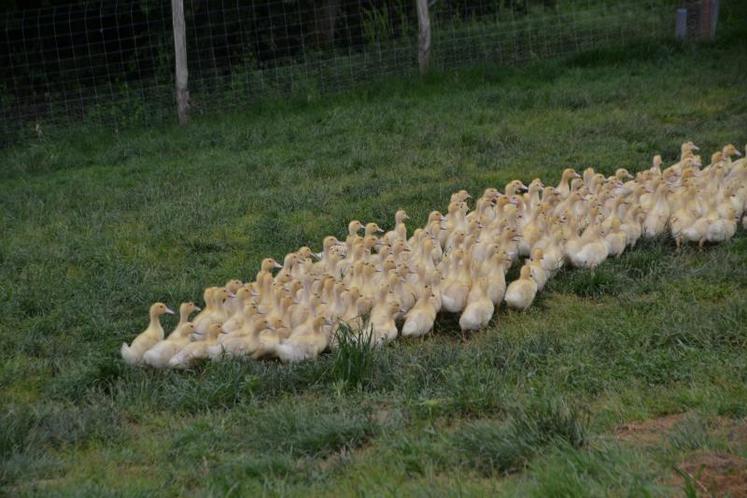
330,320,377,390
452,396,588,475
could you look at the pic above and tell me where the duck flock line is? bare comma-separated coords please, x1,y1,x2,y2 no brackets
121,142,747,368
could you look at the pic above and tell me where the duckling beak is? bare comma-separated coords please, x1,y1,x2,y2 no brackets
193,306,202,312
312,252,323,260
165,307,176,315
735,150,743,157
228,292,236,299
273,262,283,269
219,325,229,334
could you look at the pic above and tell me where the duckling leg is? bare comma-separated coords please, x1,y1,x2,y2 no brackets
698,238,705,250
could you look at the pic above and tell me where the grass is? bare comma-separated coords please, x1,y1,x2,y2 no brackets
1,13,747,496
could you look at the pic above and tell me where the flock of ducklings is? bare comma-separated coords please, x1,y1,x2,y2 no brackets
121,142,746,368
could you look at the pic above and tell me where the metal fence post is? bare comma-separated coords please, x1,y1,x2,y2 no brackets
171,0,189,125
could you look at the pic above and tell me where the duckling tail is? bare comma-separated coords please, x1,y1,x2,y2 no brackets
275,343,306,363
120,343,139,365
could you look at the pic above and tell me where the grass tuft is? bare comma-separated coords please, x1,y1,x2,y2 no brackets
330,320,377,390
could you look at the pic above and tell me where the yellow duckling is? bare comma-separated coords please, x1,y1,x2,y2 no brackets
556,168,581,198
603,217,627,257
440,250,472,313
370,300,402,345
121,302,175,365
273,316,332,363
402,284,438,338
141,302,200,368
706,207,737,244
168,323,223,369
485,250,510,305
143,323,196,368
459,277,494,340
527,248,549,291
210,318,270,359
505,265,538,311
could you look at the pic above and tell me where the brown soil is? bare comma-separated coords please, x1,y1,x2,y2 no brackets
675,451,747,498
614,412,686,445
615,413,747,497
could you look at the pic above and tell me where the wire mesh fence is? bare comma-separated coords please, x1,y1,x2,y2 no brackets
0,0,713,144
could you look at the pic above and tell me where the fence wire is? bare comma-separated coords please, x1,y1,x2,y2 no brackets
0,0,705,143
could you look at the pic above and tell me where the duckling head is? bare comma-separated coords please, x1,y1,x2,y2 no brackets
450,190,471,203
365,222,385,236
261,258,283,272
150,302,175,317
295,246,313,260
205,323,223,340
233,286,253,304
722,144,741,158
530,248,544,261
681,141,699,156
481,188,500,200
176,322,196,339
215,287,231,303
225,279,244,294
322,235,344,252
519,265,533,280
615,168,633,180
348,220,364,235
180,301,201,317
395,209,410,224
505,179,528,195
562,168,581,181
427,211,445,224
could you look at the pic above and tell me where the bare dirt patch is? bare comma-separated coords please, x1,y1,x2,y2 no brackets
675,451,747,498
614,413,686,445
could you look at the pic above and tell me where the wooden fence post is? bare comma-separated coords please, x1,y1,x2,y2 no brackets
171,0,189,125
416,0,431,75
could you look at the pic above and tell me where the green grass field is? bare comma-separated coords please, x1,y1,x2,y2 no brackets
2,21,747,497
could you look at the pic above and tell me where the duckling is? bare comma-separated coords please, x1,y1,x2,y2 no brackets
211,318,270,359
370,300,402,345
141,301,201,367
567,224,609,270
440,250,472,313
346,220,364,253
193,287,230,333
273,316,332,363
401,285,438,338
168,323,223,369
642,180,671,238
143,322,196,368
485,250,510,305
505,265,538,311
121,302,175,365
705,207,737,244
384,209,409,245
556,168,581,197
459,277,494,340
176,301,201,326
253,318,293,359
527,248,549,291
603,217,627,257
